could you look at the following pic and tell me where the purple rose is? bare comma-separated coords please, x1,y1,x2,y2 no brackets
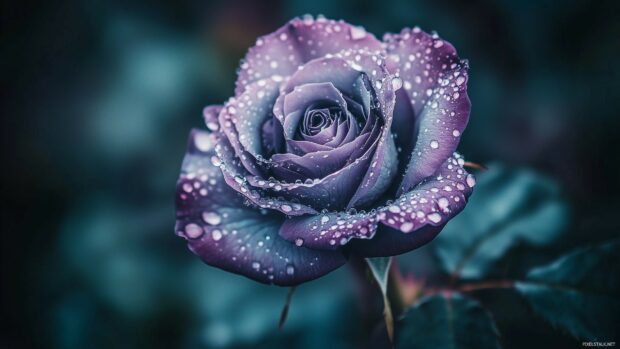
175,16,474,286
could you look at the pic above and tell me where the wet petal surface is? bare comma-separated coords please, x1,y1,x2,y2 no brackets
176,130,347,285
383,27,471,195
236,16,383,95
279,154,473,254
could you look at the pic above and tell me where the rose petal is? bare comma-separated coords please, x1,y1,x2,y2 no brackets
236,16,383,95
270,131,371,180
279,82,348,140
282,55,383,101
286,139,334,155
383,27,471,195
218,77,284,176
247,124,383,210
176,129,346,285
203,105,222,132
352,153,474,256
214,134,319,216
279,154,473,253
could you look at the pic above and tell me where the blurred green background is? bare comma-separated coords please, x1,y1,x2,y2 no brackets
2,0,619,348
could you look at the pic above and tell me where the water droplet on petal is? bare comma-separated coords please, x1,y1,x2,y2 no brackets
286,264,295,275
430,140,439,149
203,212,222,225
350,26,366,40
466,174,476,187
400,222,414,233
391,77,403,90
184,223,203,239
281,204,292,213
428,213,442,223
211,229,222,241
388,205,401,213
211,156,222,167
295,238,304,247
438,197,450,210
194,133,212,151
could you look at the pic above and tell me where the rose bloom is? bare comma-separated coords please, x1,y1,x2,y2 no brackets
176,15,474,286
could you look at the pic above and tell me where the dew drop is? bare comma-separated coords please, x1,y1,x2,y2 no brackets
456,76,466,86
194,133,212,151
427,213,442,223
202,212,222,225
430,140,439,149
391,77,403,90
286,264,295,275
252,262,261,270
295,238,304,247
438,197,450,210
350,26,367,40
466,174,476,188
206,122,219,131
211,156,222,167
281,204,293,213
211,229,222,241
388,205,401,213
400,222,414,233
452,130,461,137
183,183,193,193
184,223,203,239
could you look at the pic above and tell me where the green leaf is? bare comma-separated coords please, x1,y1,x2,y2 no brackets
516,240,620,341
434,165,568,279
366,257,394,343
396,293,501,349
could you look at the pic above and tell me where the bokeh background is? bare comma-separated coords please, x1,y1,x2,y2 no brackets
2,0,619,348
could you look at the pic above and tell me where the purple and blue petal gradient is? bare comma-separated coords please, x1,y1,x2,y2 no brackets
383,28,471,195
278,154,474,253
176,130,346,285
236,16,383,95
176,17,473,286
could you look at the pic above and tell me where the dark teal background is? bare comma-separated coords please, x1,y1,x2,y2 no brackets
2,0,619,348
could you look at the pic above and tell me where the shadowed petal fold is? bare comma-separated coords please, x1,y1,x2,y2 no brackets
384,28,471,195
279,154,474,255
176,129,347,285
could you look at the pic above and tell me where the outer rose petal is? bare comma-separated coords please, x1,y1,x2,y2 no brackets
279,154,474,254
203,105,222,132
383,27,471,195
175,129,346,286
236,15,383,95
218,76,283,177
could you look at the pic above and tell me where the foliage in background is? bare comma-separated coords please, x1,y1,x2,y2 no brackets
3,0,619,348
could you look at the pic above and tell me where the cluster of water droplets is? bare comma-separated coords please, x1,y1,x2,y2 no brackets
237,14,382,94
286,153,475,249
